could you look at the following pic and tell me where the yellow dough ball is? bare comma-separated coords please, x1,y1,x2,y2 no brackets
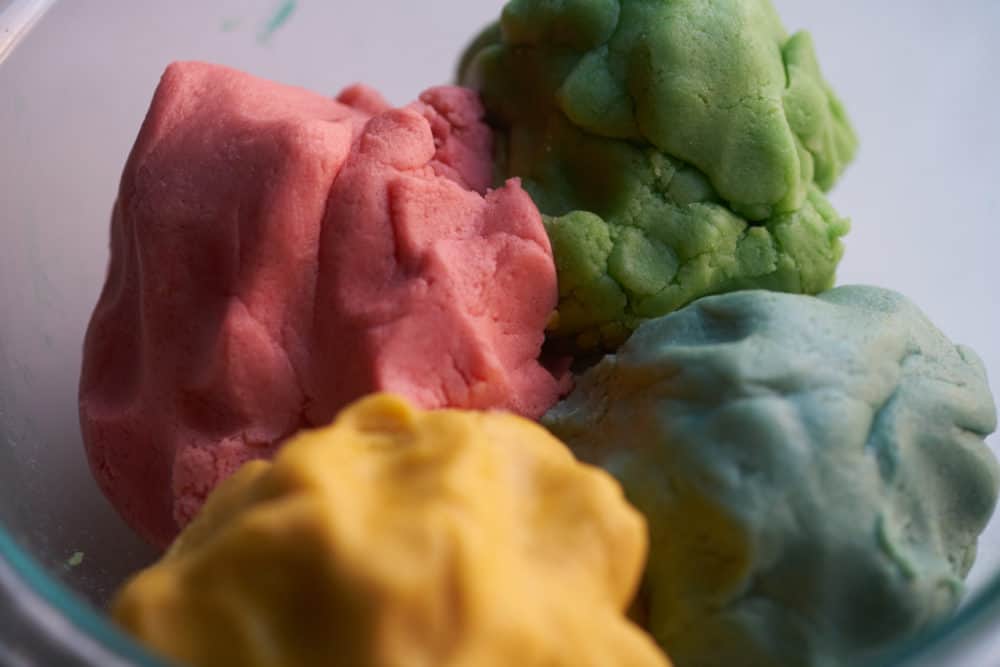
113,393,670,667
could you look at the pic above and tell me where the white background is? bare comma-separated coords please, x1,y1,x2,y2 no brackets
1,1,998,665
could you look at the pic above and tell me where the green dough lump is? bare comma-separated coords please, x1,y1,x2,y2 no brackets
460,0,857,350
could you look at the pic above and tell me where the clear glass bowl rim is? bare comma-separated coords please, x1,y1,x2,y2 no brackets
3,521,1000,666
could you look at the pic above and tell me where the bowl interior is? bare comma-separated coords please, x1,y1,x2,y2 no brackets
1,0,999,663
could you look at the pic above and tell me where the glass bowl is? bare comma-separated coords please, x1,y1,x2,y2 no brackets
1,1,998,664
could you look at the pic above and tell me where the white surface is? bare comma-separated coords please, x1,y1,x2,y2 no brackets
0,0,998,664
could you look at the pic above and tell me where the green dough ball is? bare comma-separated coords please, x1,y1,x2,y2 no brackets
460,0,857,351
543,286,999,667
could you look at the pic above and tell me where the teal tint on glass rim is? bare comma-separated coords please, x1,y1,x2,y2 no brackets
1,0,999,666
0,529,169,666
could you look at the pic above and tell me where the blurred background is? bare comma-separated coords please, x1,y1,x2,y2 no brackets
0,1,998,662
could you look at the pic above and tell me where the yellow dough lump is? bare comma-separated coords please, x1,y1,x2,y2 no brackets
112,393,670,667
